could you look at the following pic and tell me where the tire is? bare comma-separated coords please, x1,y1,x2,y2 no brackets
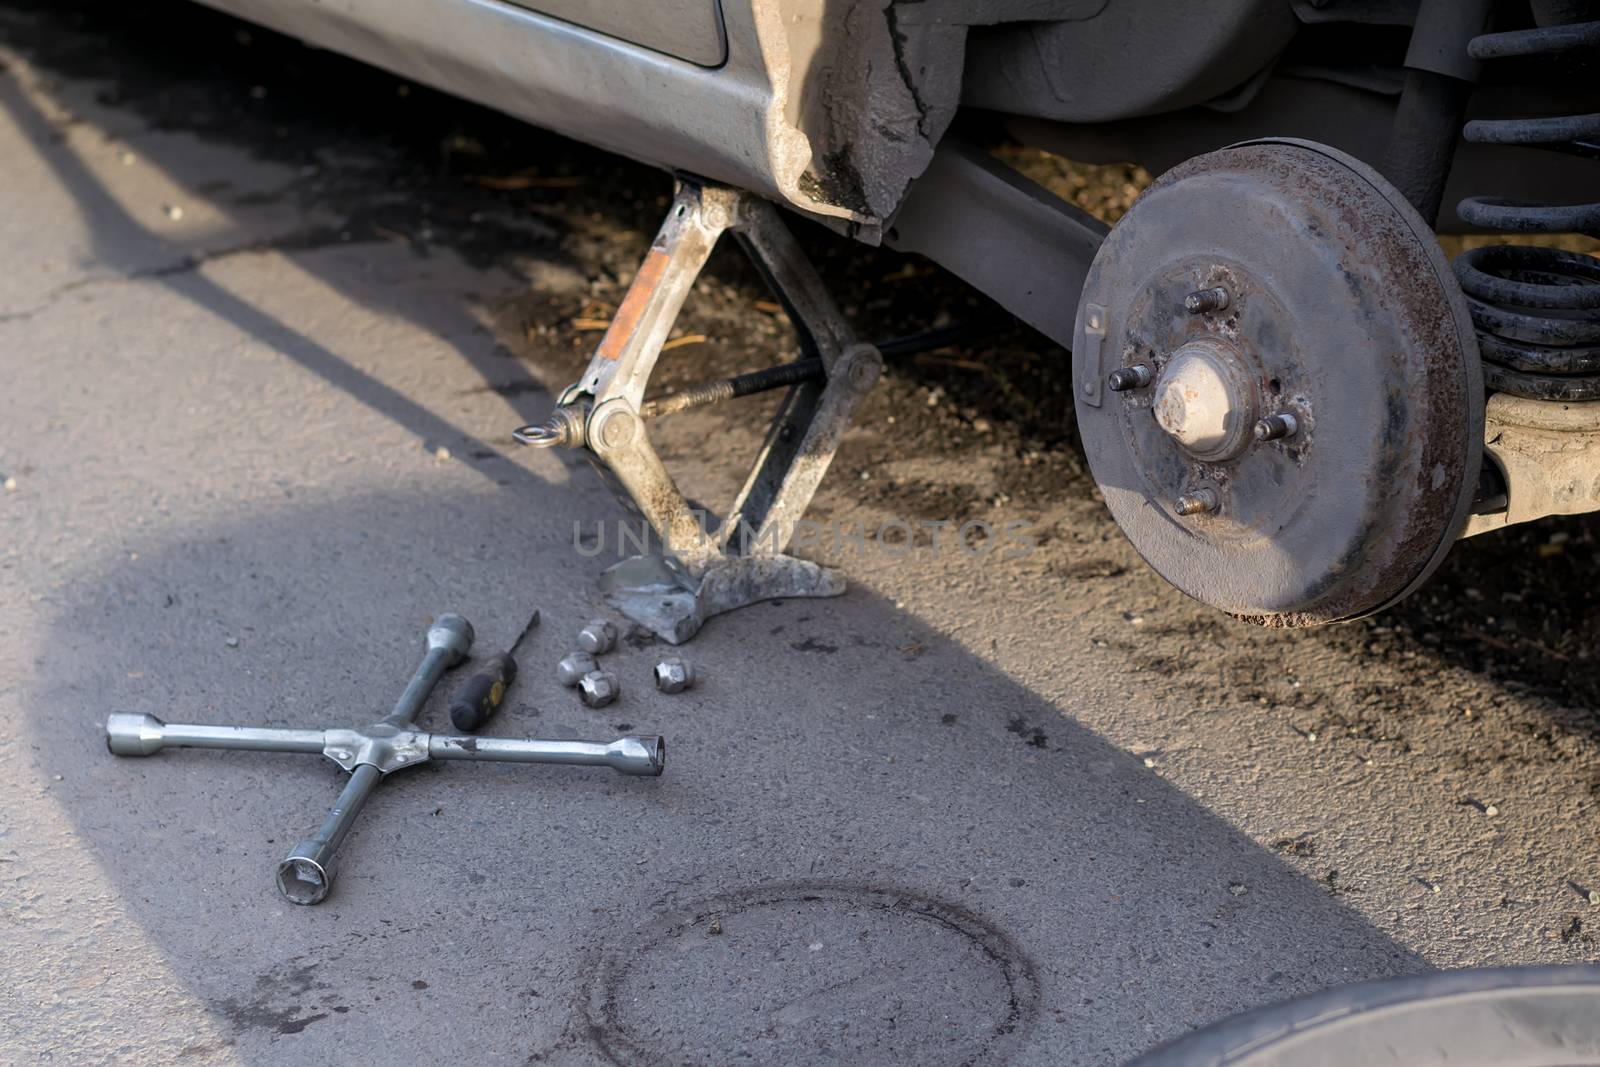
1126,966,1600,1066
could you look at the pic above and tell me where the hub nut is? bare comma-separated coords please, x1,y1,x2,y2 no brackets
577,670,619,708
1152,338,1255,461
654,657,695,694
577,619,617,655
556,650,598,687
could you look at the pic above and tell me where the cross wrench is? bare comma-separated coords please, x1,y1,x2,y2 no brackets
106,614,665,905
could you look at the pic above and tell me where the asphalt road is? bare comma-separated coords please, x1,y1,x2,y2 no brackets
2,4,1598,1065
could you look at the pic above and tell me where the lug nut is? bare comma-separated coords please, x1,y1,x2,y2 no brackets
1175,489,1219,516
577,669,619,708
577,618,617,655
1107,364,1153,392
653,656,695,694
1184,286,1231,315
1253,413,1299,441
556,650,598,687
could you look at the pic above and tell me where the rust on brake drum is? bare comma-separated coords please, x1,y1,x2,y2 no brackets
1072,139,1482,626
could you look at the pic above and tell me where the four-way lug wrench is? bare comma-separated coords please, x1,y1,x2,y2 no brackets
105,614,665,905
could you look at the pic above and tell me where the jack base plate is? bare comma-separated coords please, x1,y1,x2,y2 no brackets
601,553,845,645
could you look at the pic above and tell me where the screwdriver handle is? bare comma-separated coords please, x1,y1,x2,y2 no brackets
449,652,518,732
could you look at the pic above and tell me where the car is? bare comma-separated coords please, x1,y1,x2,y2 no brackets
193,0,1600,639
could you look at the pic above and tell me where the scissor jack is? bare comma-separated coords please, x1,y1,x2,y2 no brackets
105,615,664,905
514,182,882,644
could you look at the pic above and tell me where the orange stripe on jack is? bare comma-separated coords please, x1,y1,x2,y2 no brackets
597,248,670,361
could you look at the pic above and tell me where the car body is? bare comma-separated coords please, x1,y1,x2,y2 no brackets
187,0,1600,626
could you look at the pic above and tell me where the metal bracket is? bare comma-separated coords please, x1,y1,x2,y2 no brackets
515,181,881,644
1462,395,1600,538
1077,302,1108,408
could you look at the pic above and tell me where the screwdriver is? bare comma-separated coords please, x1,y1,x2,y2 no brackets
448,610,540,732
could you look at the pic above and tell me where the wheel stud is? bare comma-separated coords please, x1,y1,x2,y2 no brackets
1175,489,1219,516
1253,413,1298,441
1107,364,1153,391
1184,286,1231,315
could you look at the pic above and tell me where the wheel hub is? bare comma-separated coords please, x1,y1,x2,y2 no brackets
1072,139,1482,625
1151,337,1257,461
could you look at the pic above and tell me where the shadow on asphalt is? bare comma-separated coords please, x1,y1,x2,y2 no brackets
0,53,559,485
30,487,1423,1065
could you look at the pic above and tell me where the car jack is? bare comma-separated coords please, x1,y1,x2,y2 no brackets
105,615,665,905
514,182,882,644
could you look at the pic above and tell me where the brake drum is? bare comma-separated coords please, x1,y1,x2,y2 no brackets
1072,139,1483,625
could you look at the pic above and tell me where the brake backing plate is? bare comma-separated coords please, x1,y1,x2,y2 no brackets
1072,139,1483,625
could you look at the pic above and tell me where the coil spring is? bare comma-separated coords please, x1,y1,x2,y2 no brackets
1454,18,1600,400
